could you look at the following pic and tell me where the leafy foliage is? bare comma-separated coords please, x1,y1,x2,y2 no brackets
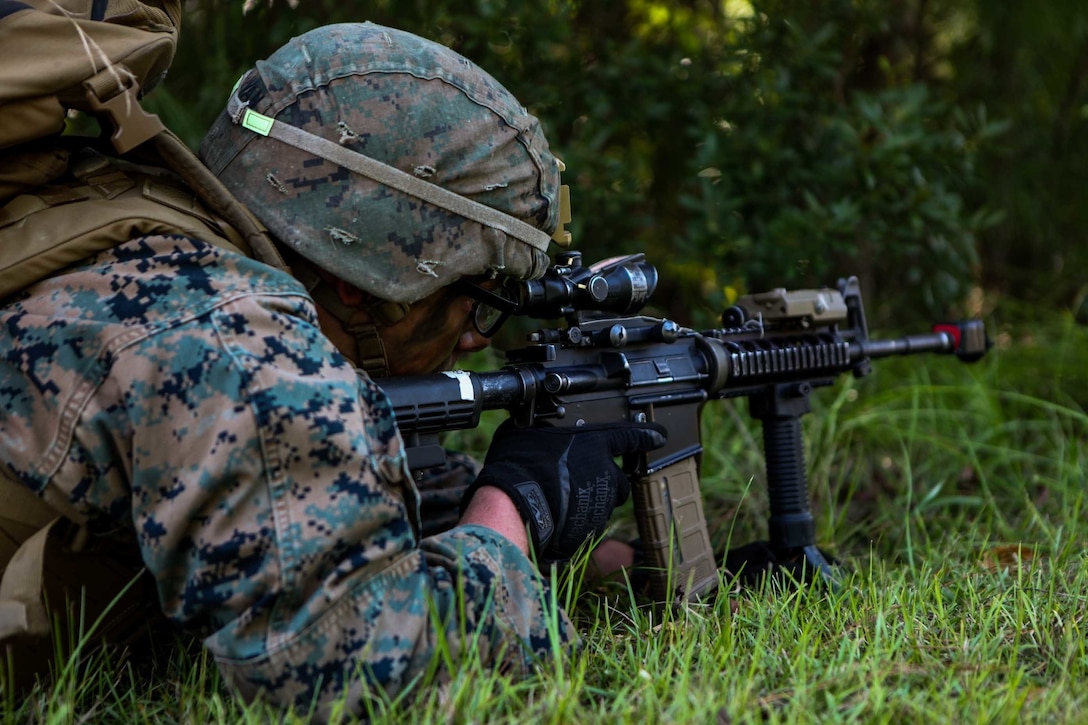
946,0,1088,313
675,3,1002,324
148,0,1016,327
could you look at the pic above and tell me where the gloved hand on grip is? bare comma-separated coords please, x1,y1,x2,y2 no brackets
462,419,668,560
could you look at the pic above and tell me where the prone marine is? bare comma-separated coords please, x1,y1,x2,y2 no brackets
0,20,664,716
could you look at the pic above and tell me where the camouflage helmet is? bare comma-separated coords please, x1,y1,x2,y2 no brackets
199,22,565,305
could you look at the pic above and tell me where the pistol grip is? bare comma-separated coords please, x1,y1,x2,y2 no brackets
631,456,719,603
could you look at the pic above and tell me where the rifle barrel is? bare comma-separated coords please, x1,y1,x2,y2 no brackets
854,332,955,360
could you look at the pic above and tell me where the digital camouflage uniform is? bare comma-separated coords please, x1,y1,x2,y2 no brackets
0,234,573,713
0,21,576,717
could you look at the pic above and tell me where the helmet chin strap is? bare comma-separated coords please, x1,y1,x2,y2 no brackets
293,257,409,378
346,320,391,380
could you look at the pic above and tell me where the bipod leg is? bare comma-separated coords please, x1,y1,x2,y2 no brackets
797,544,841,589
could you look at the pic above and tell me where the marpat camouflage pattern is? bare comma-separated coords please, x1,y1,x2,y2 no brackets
0,234,575,716
200,22,558,306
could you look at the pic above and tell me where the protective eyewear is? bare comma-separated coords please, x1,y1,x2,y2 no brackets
452,279,519,337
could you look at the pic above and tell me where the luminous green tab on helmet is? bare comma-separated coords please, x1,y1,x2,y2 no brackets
199,22,560,304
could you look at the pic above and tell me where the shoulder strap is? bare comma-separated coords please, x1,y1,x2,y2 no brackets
0,0,289,288
0,148,258,299
0,0,180,154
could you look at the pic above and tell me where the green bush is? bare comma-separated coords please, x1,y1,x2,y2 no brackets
675,5,1005,325
150,0,1003,326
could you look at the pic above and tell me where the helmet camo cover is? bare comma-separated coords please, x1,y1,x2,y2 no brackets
200,22,561,304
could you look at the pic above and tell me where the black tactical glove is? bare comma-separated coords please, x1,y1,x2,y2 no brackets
463,420,667,560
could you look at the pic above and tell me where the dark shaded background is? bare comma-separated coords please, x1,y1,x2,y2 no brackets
147,0,1088,330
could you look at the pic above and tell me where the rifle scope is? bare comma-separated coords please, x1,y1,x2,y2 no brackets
512,251,659,319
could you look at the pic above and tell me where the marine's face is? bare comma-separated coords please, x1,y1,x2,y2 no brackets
313,277,505,376
378,287,492,376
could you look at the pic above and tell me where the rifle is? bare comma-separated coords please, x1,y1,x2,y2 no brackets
379,252,989,604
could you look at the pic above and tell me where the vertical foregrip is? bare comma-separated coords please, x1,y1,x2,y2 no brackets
631,457,719,604
762,417,816,551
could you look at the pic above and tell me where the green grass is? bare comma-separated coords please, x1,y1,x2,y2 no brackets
5,318,1086,723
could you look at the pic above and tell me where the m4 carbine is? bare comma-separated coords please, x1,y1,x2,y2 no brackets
378,252,989,604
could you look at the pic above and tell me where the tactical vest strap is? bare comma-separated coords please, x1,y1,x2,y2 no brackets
0,468,58,562
152,130,289,272
77,67,167,155
0,148,258,300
